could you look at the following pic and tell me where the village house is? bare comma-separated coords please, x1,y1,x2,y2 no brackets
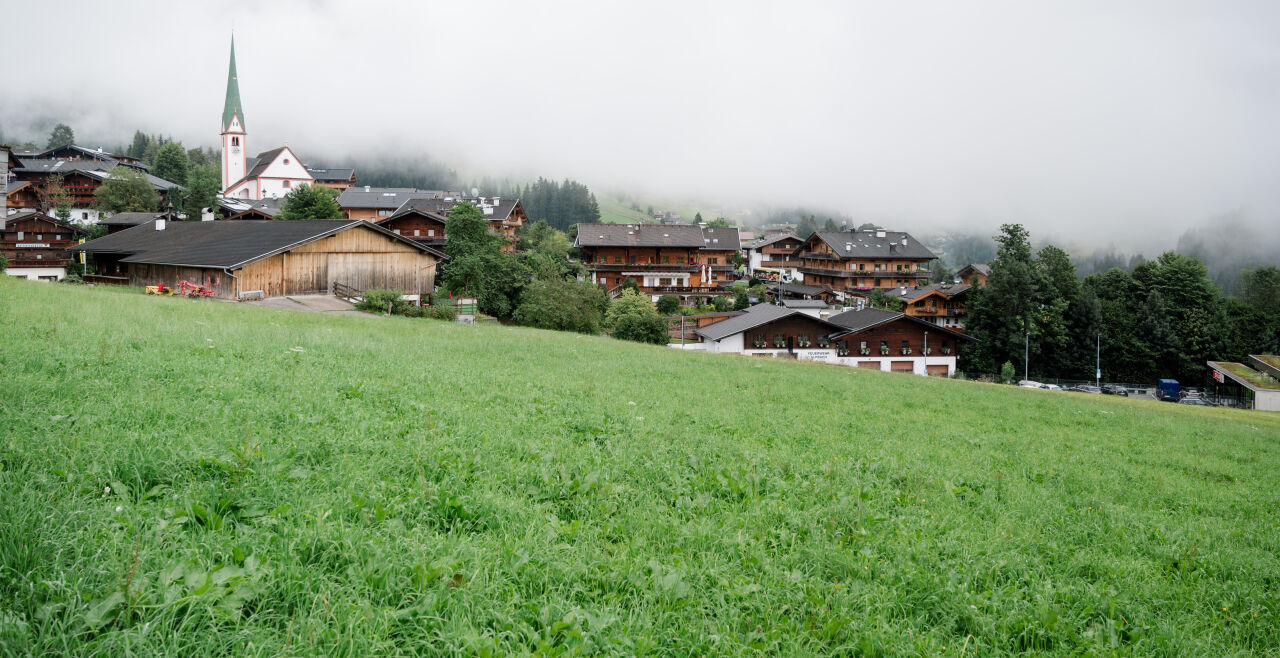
883,282,971,331
1,210,87,280
824,307,975,375
338,187,451,221
690,303,975,376
74,219,444,301
956,263,989,287
11,153,180,225
305,167,357,191
575,223,740,303
374,198,448,249
794,229,936,294
742,232,804,283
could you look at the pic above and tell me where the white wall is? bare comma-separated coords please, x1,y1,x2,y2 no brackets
8,267,68,281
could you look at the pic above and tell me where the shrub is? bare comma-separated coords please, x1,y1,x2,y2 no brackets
514,278,607,334
1000,361,1016,384
711,296,732,312
426,304,458,321
357,289,410,315
613,312,668,345
733,292,750,310
656,295,680,315
0,253,6,271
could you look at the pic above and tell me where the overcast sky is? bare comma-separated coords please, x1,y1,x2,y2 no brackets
4,0,1278,249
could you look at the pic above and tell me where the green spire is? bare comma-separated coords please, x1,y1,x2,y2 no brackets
222,36,245,132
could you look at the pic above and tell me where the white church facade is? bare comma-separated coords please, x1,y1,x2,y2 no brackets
219,38,316,200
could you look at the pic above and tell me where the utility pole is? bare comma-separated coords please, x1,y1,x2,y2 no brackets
1096,333,1101,389
1024,330,1030,383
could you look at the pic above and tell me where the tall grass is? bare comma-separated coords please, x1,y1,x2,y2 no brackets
1,277,1278,655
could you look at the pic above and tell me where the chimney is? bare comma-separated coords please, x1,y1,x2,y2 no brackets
901,238,908,246
364,185,371,192
155,218,166,231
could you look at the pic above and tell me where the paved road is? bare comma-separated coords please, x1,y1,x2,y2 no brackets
243,294,368,317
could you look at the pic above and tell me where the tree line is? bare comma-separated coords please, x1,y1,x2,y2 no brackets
515,178,600,232
963,224,1280,385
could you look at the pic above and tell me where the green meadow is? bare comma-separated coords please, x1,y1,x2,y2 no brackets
1,278,1278,656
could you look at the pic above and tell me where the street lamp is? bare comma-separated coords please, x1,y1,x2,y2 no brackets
1096,333,1101,389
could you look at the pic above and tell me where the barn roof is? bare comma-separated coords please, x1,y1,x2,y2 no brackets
74,219,445,270
826,307,975,341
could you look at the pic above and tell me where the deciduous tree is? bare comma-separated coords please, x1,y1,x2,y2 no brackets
279,183,343,219
92,166,159,213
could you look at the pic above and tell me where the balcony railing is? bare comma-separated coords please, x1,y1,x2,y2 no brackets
590,262,699,272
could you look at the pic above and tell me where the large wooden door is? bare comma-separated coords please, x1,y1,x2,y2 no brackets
890,360,914,373
284,253,329,294
926,364,948,377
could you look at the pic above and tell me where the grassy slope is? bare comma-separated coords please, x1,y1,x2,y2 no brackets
1,278,1278,656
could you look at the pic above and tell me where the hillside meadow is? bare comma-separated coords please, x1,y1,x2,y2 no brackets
1,277,1278,656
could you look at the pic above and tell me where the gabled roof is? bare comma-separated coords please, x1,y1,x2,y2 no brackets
574,223,740,250
827,307,975,341
884,282,971,303
337,187,450,210
3,210,88,234
305,167,356,182
801,230,936,260
769,282,833,298
219,197,285,219
957,263,990,277
743,232,801,250
102,212,165,226
699,226,741,251
393,196,523,223
74,219,445,269
781,299,830,309
80,168,182,191
243,146,307,180
18,160,180,190
695,303,847,341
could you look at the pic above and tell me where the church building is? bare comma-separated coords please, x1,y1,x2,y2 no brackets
219,38,325,200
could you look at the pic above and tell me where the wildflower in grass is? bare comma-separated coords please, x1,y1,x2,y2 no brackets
290,346,306,353
628,401,636,406
636,417,643,421
104,487,110,495
114,506,122,513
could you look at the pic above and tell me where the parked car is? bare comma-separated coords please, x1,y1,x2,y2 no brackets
1018,380,1043,389
1157,379,1180,402
1101,384,1128,397
1178,397,1213,406
1073,385,1102,394
1039,383,1063,391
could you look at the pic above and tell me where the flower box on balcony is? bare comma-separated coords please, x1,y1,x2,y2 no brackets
922,348,931,355
880,348,890,355
900,348,912,355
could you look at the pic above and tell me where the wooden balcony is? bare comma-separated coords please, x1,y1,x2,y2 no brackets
590,262,699,272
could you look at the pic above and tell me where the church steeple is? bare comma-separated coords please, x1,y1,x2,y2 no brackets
220,35,248,193
222,36,245,132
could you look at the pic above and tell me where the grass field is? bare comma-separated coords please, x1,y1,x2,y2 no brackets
2,278,1279,656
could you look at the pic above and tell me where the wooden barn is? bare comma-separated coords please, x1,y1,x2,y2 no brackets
74,219,445,300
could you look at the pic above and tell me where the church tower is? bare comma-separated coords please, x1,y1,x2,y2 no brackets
220,36,247,193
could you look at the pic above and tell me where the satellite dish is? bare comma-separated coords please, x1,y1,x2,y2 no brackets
470,187,479,197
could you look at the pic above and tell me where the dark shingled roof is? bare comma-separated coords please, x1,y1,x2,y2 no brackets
102,212,165,226
337,187,450,210
305,167,356,182
575,223,740,250
803,230,936,260
392,196,523,223
74,219,444,269
827,308,976,341
781,299,830,309
957,263,990,277
743,232,801,250
769,282,833,297
884,282,971,304
695,303,846,341
3,210,88,234
244,147,289,180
